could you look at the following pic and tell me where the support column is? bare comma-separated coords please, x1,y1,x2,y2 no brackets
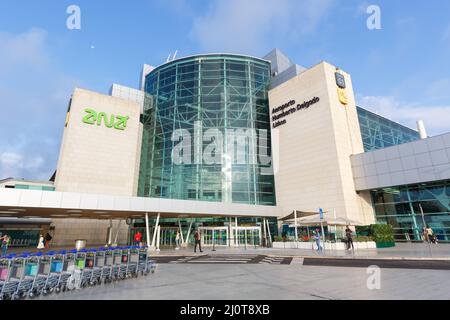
294,210,298,248
156,225,161,252
178,219,185,244
228,217,232,247
113,220,122,246
145,213,151,248
184,219,193,248
107,219,113,246
235,217,239,247
151,213,160,248
266,219,272,246
262,218,267,247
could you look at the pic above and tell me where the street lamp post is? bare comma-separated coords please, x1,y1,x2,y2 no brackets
320,208,326,255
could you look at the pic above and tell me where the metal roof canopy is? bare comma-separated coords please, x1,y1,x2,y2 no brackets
288,214,365,227
278,210,323,221
0,189,281,221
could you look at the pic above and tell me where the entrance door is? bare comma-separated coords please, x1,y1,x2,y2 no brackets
160,227,178,248
199,227,229,247
235,226,261,247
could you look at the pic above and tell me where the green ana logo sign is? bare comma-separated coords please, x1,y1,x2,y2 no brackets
82,108,129,130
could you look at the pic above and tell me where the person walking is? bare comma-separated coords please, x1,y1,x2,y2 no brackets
1,234,10,257
423,227,429,243
37,234,45,250
175,230,181,250
194,229,203,253
134,230,142,246
313,229,323,253
345,225,354,250
44,232,53,248
426,226,437,244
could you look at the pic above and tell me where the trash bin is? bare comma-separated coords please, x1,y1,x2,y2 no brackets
75,239,87,251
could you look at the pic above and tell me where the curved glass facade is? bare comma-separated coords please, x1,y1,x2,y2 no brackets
357,107,420,152
372,180,450,242
138,54,276,205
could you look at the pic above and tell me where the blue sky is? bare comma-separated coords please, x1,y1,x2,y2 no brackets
1,0,450,180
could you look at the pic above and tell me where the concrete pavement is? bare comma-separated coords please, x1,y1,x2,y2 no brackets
40,263,450,300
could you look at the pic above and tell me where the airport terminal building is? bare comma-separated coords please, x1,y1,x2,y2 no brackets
1,49,450,247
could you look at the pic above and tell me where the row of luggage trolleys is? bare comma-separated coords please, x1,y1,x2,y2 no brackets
0,246,157,300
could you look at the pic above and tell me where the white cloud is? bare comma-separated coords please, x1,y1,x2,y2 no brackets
358,95,450,136
0,28,79,181
0,152,23,167
0,28,48,71
190,0,334,54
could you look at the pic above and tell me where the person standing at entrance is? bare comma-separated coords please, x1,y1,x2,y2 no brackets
37,234,45,250
175,230,181,250
345,226,354,250
44,232,52,248
134,231,142,246
423,227,429,243
194,229,203,253
1,234,10,257
313,229,323,253
426,226,437,244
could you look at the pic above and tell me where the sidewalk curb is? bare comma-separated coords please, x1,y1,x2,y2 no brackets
151,253,450,261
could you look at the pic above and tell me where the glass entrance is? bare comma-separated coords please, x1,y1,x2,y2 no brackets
235,227,261,247
199,227,229,246
160,227,178,247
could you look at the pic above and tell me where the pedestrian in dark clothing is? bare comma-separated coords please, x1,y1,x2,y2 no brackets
345,226,354,250
44,232,53,248
194,229,203,253
1,234,10,256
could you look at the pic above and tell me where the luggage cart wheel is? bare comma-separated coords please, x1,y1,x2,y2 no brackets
55,287,61,293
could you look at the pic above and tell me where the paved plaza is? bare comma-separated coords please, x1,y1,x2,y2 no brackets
8,243,450,300
40,262,450,300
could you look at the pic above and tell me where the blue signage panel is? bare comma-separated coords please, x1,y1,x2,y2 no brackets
319,208,324,220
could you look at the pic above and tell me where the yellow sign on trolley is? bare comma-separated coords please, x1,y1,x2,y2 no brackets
337,87,348,105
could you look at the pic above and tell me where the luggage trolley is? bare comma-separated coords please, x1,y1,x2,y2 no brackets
0,256,9,298
137,247,150,276
143,246,157,275
101,247,114,284
111,247,123,281
137,246,156,275
28,252,50,298
10,253,37,300
118,247,130,280
126,246,139,278
75,249,93,288
43,251,63,295
87,249,102,286
0,255,21,300
56,250,76,293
